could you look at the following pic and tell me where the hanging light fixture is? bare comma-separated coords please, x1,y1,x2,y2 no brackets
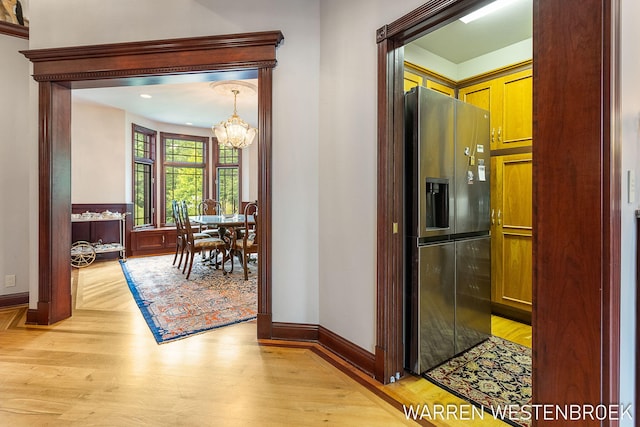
210,81,257,149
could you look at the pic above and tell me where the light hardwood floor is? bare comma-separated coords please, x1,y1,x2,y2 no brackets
0,260,531,426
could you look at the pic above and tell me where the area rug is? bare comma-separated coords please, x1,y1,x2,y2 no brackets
423,336,532,427
120,254,257,344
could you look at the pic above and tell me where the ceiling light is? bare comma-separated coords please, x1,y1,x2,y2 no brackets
140,93,152,99
185,122,193,126
459,0,520,24
210,81,257,149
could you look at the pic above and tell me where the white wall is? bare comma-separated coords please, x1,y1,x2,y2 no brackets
619,0,638,423
71,100,127,203
318,0,427,352
0,34,31,297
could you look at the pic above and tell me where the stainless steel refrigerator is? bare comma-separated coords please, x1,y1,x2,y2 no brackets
404,85,492,375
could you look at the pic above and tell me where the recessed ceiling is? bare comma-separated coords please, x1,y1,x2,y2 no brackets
411,0,532,64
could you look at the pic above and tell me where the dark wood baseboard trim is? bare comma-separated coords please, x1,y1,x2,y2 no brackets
271,321,319,341
0,292,29,308
492,302,532,325
256,312,272,339
26,301,51,325
318,326,376,377
267,322,376,378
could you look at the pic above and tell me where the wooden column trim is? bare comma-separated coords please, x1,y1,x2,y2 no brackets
257,66,273,339
533,0,620,422
29,81,73,325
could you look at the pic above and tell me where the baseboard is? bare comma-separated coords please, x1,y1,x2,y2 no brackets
271,321,318,341
268,321,376,378
318,326,376,377
492,302,532,325
0,292,28,308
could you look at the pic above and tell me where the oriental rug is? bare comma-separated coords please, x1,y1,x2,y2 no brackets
423,336,532,427
120,254,257,344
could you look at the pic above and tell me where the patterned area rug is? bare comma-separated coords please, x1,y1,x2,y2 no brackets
423,336,532,427
120,254,257,343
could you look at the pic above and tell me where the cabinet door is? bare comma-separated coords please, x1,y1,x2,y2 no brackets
404,70,423,92
497,69,532,149
460,68,533,151
426,80,455,97
491,153,533,312
458,80,498,150
131,229,176,256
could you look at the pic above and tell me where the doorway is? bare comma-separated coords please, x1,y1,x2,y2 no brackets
376,0,620,418
22,31,283,340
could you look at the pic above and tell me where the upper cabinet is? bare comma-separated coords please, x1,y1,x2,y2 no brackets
404,69,423,92
404,63,456,97
459,67,532,151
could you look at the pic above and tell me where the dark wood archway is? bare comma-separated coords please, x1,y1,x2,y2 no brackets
376,0,621,422
22,31,283,339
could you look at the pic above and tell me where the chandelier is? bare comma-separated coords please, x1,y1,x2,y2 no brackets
211,82,257,149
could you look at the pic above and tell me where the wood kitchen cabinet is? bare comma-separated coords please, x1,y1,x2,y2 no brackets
459,67,532,151
490,153,533,315
458,65,533,320
404,63,456,97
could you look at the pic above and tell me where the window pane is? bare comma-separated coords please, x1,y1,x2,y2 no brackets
134,163,152,226
165,166,205,218
134,132,150,158
165,138,205,163
217,167,239,214
218,145,239,164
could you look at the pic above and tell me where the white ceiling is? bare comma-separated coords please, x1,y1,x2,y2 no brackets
72,0,531,129
411,0,532,64
73,77,259,130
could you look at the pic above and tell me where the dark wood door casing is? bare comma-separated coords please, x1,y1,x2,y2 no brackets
533,0,620,420
376,0,621,423
22,31,283,328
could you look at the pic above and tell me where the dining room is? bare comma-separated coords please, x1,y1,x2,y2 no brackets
67,73,262,340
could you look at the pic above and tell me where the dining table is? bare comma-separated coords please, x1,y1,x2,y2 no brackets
190,214,255,273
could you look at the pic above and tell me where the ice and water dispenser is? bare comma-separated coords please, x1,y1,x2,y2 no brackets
425,177,449,229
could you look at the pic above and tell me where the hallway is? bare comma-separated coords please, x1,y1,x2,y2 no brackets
0,261,413,426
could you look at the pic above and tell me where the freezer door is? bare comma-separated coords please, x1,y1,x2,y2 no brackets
454,100,491,234
412,242,456,374
455,237,491,354
414,87,455,239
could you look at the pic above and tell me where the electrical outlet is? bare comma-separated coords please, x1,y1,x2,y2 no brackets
5,275,16,287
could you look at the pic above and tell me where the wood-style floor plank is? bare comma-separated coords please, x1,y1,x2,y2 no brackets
0,260,415,426
0,259,532,426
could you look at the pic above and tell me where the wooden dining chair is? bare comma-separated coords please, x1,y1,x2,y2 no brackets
231,201,258,280
171,200,211,269
181,201,228,279
197,198,223,234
